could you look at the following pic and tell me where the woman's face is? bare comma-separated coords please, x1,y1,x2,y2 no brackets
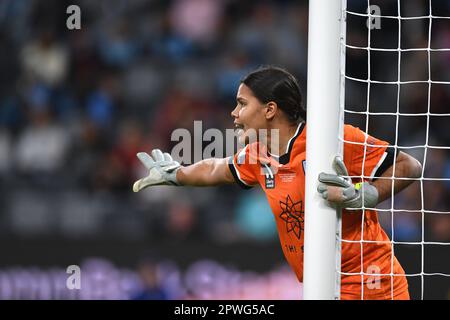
231,83,268,145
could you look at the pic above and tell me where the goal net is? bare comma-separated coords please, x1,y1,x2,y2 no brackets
341,0,450,299
303,0,450,299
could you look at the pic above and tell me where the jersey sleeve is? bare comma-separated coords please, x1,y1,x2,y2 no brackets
343,125,396,181
228,144,260,189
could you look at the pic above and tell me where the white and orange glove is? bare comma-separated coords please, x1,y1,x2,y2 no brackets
317,156,378,209
133,149,181,192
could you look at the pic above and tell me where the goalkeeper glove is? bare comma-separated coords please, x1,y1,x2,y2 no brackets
133,149,181,192
317,156,378,209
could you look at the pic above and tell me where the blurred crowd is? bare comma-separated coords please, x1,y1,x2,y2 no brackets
0,0,309,241
0,0,449,299
0,256,301,300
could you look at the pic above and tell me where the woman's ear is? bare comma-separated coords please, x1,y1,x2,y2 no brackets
265,101,277,120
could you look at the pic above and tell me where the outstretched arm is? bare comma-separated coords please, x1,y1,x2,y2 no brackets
177,157,235,186
371,151,422,203
133,149,235,192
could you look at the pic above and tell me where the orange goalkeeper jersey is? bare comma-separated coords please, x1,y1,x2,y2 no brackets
228,123,409,300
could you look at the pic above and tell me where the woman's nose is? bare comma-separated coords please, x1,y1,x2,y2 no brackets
231,105,239,118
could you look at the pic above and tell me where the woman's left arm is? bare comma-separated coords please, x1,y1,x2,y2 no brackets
371,151,422,203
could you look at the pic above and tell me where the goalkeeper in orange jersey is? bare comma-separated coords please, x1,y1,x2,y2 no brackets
133,66,422,300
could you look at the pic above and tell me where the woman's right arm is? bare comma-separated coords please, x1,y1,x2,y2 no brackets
177,157,236,186
133,150,236,192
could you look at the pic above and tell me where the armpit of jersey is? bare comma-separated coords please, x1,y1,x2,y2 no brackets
228,145,259,189
372,146,397,180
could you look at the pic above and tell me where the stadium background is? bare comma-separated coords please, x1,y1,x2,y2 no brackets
0,0,448,299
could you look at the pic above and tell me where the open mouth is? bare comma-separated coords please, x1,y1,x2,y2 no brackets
234,123,244,131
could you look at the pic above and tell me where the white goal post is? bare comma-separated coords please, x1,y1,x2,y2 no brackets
304,0,450,300
304,0,345,300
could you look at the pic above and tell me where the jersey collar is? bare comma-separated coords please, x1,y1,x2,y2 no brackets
278,122,305,165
